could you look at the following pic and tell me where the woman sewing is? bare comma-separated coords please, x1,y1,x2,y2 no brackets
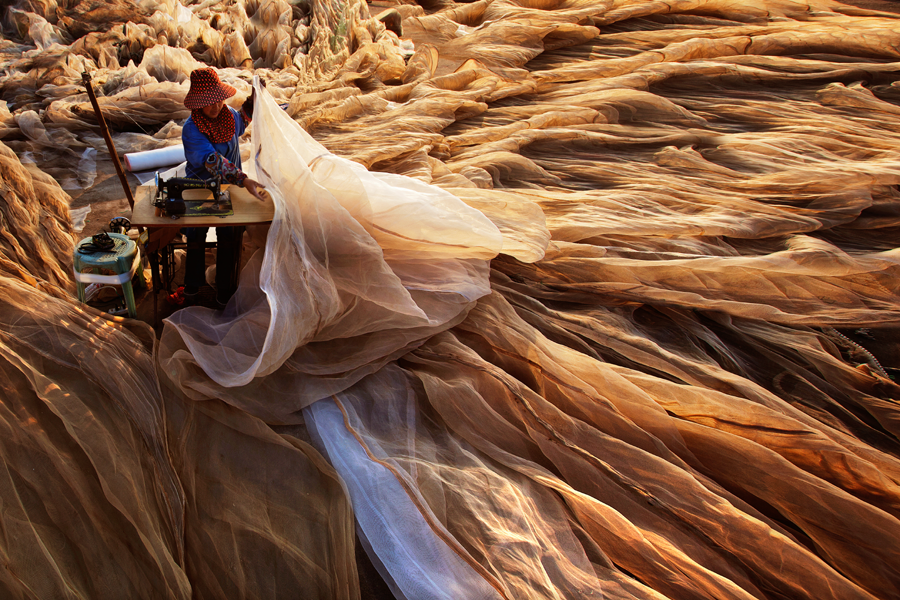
179,67,266,307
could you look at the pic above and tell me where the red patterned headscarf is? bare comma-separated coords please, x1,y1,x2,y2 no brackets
191,107,236,144
185,68,238,143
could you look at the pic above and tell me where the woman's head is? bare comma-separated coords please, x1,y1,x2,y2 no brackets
184,68,236,111
201,100,226,119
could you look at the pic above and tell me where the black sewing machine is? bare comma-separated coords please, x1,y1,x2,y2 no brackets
153,173,230,218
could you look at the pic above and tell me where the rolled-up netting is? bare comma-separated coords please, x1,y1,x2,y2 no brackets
123,145,186,172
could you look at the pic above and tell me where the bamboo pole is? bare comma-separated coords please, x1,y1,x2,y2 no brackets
81,71,154,323
81,71,137,212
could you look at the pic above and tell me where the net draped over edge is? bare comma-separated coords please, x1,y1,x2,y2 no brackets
159,79,506,420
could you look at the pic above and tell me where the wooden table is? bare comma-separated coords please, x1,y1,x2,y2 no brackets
130,183,274,325
130,182,275,229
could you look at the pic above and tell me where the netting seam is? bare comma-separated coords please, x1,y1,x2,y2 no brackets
823,327,889,379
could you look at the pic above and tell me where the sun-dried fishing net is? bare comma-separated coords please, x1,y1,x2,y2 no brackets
1,0,900,598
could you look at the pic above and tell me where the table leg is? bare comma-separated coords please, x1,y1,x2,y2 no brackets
141,227,181,329
233,226,246,293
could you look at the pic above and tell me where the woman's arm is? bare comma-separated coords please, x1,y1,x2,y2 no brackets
240,90,254,125
204,152,248,187
204,153,266,199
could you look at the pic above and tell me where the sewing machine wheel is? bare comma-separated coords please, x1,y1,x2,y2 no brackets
109,216,131,233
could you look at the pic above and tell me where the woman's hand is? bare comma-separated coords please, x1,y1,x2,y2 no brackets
242,88,255,119
243,177,267,200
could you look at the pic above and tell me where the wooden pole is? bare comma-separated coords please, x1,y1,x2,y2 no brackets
81,71,137,212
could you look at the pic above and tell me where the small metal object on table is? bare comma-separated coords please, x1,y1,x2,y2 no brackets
129,183,275,328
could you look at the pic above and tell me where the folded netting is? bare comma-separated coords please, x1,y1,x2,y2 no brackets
159,80,505,421
403,293,896,600
0,140,75,295
0,275,359,599
304,365,621,600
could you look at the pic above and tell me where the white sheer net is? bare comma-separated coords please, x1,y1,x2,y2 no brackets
159,80,505,418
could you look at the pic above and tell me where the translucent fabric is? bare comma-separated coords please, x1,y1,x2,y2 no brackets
405,293,898,599
305,386,504,600
0,276,358,599
158,80,505,421
0,140,74,296
1,0,900,598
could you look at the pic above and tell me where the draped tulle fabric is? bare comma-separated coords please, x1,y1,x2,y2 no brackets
0,0,899,598
158,81,506,421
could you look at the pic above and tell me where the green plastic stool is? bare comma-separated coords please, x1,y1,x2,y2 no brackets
73,232,141,318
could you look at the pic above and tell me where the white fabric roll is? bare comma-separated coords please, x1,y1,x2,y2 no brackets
123,145,186,172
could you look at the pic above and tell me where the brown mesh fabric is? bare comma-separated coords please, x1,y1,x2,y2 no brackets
0,0,899,597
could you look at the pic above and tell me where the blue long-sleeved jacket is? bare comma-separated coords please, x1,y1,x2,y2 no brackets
182,106,248,181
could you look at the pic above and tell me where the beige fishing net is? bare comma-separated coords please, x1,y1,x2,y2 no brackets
1,0,900,598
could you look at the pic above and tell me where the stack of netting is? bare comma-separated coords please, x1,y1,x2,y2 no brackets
1,0,899,598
